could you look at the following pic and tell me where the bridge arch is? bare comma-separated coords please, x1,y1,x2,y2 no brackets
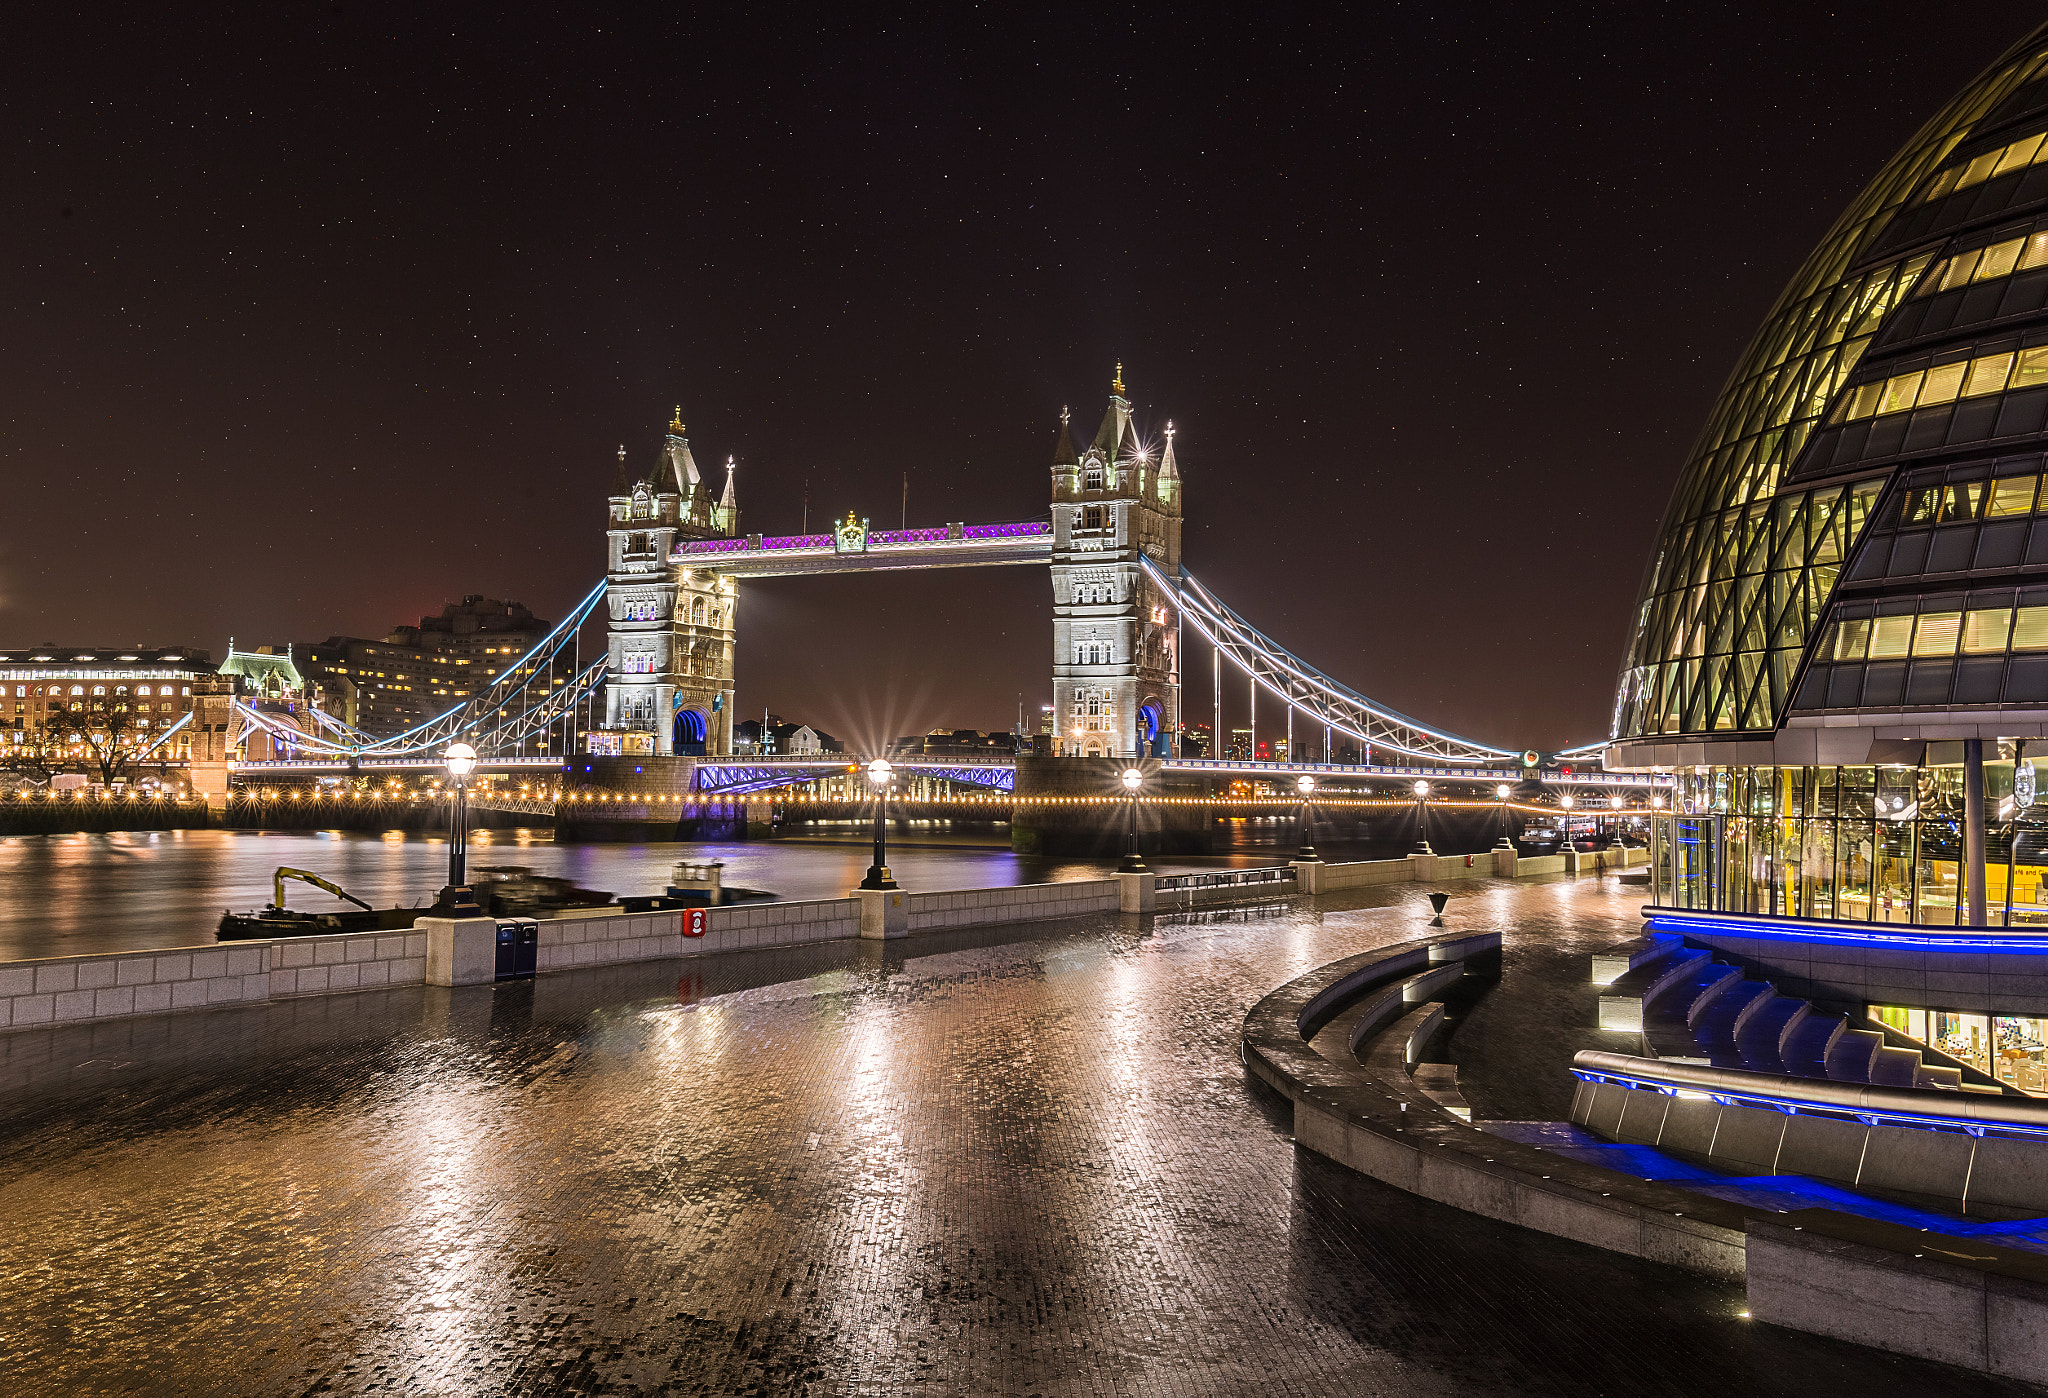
1138,700,1165,756
673,704,708,756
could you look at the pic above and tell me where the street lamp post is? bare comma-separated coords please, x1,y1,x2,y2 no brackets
1295,774,1319,861
1495,782,1515,849
1411,780,1433,855
1559,792,1576,852
1608,794,1625,846
439,742,479,914
860,758,897,890
1119,767,1148,873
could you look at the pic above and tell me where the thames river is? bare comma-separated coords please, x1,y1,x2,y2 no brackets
0,826,1289,961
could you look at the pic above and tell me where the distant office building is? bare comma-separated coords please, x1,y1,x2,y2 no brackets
296,596,553,737
0,644,214,767
734,718,842,756
893,729,1019,759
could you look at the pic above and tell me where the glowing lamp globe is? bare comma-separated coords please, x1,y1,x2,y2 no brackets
444,743,478,780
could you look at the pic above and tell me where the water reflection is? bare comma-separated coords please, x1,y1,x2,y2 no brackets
0,828,1281,961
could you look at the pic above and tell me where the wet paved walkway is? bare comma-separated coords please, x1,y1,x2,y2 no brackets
2,876,2033,1395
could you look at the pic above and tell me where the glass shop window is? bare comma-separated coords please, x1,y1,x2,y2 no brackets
1933,1011,1993,1075
1872,1004,1931,1045
1994,1016,2048,1093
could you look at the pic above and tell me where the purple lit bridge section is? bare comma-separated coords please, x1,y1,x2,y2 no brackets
692,760,1017,796
675,521,1052,577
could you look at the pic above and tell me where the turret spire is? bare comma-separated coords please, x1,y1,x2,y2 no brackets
660,412,701,493
1051,404,1079,467
1112,362,1125,396
719,456,740,535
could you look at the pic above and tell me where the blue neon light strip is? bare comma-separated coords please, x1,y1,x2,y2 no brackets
1572,1068,2048,1139
1642,905,2048,955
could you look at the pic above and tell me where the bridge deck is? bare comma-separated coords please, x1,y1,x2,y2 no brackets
675,521,1051,577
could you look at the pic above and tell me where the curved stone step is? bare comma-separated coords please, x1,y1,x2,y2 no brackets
1692,980,1773,1064
1826,1026,1884,1083
1869,1044,1926,1088
1780,1007,1845,1080
1643,962,1742,1059
1737,997,1806,1074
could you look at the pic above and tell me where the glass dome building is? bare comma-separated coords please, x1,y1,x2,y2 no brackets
1610,23,2048,948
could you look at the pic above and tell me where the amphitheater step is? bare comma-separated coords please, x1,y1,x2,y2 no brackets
1826,1027,1885,1083
1643,961,1742,1059
1690,980,1774,1065
1780,1007,1845,1080
1736,996,1806,1074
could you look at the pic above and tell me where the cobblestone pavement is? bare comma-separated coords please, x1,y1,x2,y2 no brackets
2,876,2035,1396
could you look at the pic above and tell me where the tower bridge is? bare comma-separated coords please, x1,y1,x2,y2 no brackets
229,370,1620,818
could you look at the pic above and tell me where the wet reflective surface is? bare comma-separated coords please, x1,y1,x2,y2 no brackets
1,877,2015,1395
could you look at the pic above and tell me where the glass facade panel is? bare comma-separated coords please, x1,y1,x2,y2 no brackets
1661,762,2024,926
1870,614,1915,657
1912,611,1962,655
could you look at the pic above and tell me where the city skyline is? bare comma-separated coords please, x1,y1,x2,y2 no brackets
5,5,2037,750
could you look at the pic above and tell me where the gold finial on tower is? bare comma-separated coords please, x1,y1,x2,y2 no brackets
670,405,685,433
1112,363,1125,396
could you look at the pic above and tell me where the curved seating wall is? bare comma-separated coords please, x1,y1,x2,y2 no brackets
1571,1050,2048,1219
1239,927,1753,1280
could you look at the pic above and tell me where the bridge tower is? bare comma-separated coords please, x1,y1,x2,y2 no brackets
601,411,739,757
1049,367,1182,758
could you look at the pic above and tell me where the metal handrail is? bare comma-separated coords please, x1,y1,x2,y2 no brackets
1157,865,1295,891
1573,1049,2048,1137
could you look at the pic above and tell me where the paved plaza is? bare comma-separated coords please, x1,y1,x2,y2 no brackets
2,876,2029,1396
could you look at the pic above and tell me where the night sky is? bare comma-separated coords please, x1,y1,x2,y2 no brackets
5,4,2034,752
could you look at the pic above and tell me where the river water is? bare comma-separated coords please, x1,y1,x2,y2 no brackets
0,825,1297,961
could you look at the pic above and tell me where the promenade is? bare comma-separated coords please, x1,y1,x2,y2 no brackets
0,876,2000,1395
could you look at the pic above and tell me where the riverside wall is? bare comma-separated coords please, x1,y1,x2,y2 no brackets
0,849,1636,1035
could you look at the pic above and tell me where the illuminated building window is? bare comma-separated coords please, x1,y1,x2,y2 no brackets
1915,230,2048,296
1920,125,2048,204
